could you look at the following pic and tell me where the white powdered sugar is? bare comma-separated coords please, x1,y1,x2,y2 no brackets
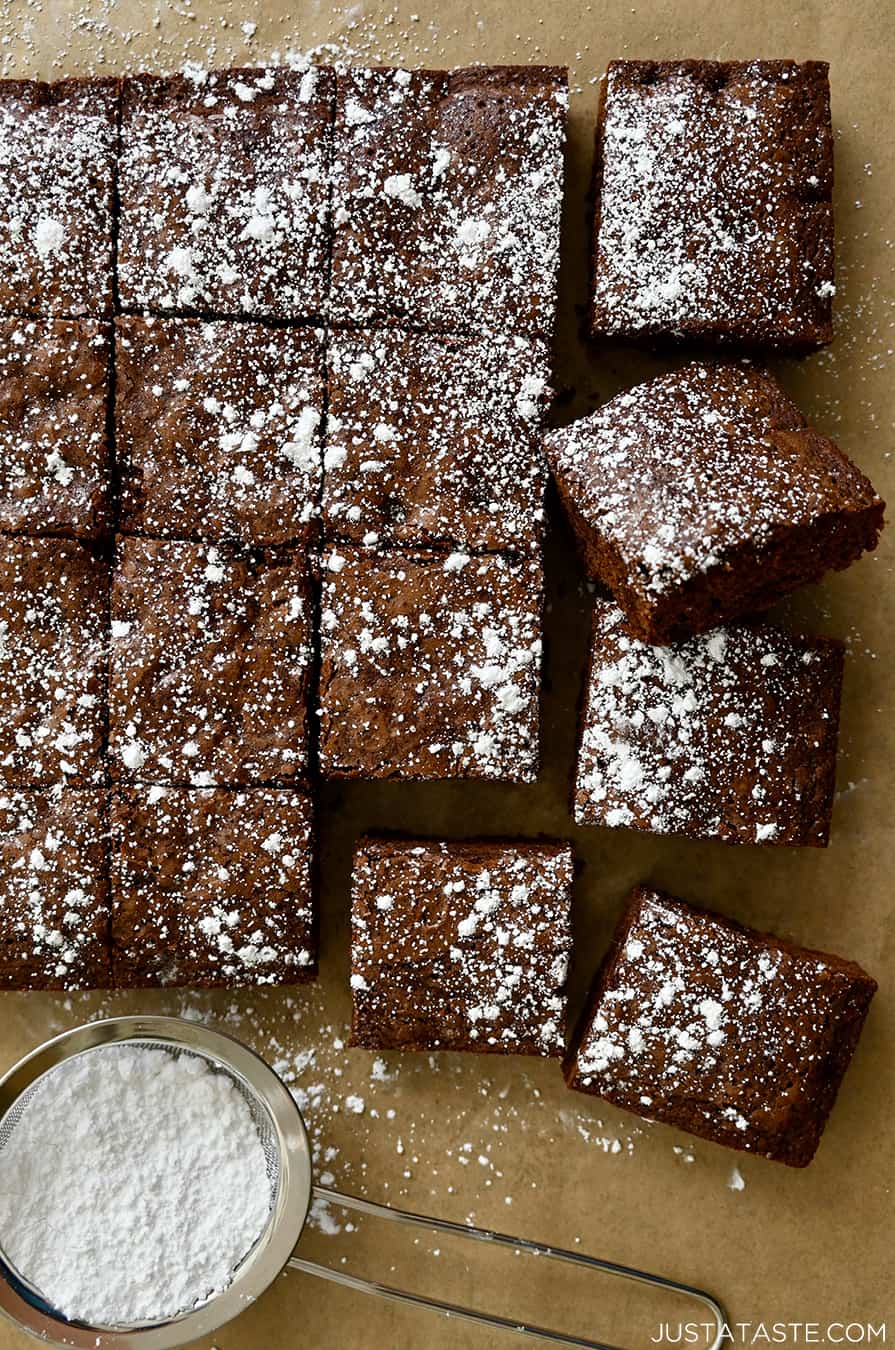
0,1044,271,1326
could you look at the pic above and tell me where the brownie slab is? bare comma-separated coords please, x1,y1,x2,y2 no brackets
330,66,567,337
0,78,117,318
575,604,843,846
118,66,333,318
324,329,551,554
546,362,884,644
590,61,834,349
116,317,324,546
0,538,107,786
318,547,543,781
564,887,876,1166
350,836,573,1054
111,787,315,988
0,789,109,990
0,319,110,540
109,539,313,785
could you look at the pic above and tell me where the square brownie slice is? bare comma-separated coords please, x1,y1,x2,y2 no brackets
564,887,876,1166
118,66,333,319
0,78,117,318
575,603,843,847
0,538,107,786
111,786,315,988
591,61,834,349
545,361,884,645
109,539,313,785
324,328,551,554
330,66,567,337
0,788,109,991
116,317,324,546
350,836,573,1054
0,319,110,540
318,547,543,781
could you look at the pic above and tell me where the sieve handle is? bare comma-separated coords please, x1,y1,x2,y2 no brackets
288,1185,727,1350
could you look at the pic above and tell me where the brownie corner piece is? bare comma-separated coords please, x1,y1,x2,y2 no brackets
350,834,573,1054
591,59,834,349
111,786,316,989
564,886,877,1166
115,316,324,546
109,537,313,785
318,546,543,782
545,361,884,644
0,536,107,786
0,787,110,991
118,65,334,318
574,604,844,847
0,77,118,318
331,64,567,335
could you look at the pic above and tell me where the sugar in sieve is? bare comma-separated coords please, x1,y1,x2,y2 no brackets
0,1015,728,1350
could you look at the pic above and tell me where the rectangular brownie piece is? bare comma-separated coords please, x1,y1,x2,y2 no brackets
0,78,117,318
545,361,884,645
324,328,551,554
318,546,543,781
111,787,315,988
590,61,834,349
575,603,843,847
350,835,573,1054
118,66,333,318
116,317,324,546
109,538,313,785
0,319,111,540
0,788,110,990
330,66,567,337
564,887,876,1166
0,538,107,786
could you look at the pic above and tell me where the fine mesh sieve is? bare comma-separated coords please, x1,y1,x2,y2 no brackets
0,1016,728,1350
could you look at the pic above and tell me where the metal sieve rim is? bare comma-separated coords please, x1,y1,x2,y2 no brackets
0,1015,313,1350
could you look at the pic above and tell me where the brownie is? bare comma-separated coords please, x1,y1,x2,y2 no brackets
0,538,107,786
575,603,844,847
0,788,109,990
111,787,315,988
330,66,567,337
324,329,551,554
108,538,313,785
590,61,834,349
318,547,543,781
0,319,110,540
350,836,573,1054
545,362,885,645
564,887,876,1166
0,78,117,318
116,317,324,546
117,66,333,318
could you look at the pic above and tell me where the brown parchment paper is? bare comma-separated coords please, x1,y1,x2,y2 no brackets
1,0,893,1346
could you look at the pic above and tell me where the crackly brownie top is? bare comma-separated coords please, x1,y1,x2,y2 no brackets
567,887,876,1161
109,538,313,785
0,319,110,539
111,787,315,987
0,788,109,990
116,317,324,545
350,837,572,1054
324,328,551,553
546,361,883,601
592,61,834,346
118,66,333,317
331,65,567,334
318,547,543,782
575,604,843,846
0,79,118,317
0,538,107,786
